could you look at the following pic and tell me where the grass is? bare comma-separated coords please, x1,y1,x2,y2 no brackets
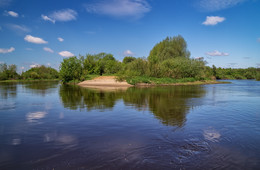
84,74,100,80
117,76,227,86
66,74,100,84
124,76,195,85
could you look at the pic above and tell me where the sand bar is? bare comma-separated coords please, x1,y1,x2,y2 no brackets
78,76,133,89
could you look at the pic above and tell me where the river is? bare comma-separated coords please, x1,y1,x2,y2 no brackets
0,80,260,169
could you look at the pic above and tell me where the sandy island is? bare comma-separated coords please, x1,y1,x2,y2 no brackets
78,76,133,90
78,76,226,91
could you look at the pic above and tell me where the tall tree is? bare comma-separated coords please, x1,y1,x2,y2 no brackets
148,35,190,64
60,57,82,83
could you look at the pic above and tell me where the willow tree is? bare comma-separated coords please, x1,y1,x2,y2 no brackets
147,35,191,77
59,57,82,83
148,35,190,64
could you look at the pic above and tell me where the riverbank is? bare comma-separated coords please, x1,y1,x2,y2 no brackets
0,79,60,83
78,76,229,88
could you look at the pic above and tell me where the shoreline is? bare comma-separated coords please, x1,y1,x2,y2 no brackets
0,79,60,83
78,76,229,88
135,80,229,87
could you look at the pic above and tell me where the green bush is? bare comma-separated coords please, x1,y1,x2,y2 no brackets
0,63,20,80
59,57,82,83
256,72,260,81
148,35,190,64
21,65,59,80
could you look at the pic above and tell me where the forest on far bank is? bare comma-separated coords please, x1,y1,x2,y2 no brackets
1,35,260,83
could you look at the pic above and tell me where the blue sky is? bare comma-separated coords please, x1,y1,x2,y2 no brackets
0,0,259,72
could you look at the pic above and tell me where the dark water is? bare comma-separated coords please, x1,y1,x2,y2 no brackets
0,80,260,169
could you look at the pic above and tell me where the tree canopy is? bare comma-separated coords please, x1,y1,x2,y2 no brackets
59,57,83,83
148,35,190,64
21,65,59,79
0,63,19,80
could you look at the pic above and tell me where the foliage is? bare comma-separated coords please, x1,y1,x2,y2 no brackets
255,71,260,81
122,76,199,85
158,57,206,79
145,35,203,78
0,63,20,80
213,67,258,80
21,65,59,80
148,35,190,64
82,53,121,76
59,53,122,83
123,56,136,64
59,56,83,83
123,57,148,76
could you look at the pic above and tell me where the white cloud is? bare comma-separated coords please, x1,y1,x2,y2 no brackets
41,9,77,23
58,37,64,42
124,50,134,56
24,35,48,44
203,16,225,26
30,64,40,68
200,0,247,11
59,51,74,57
6,10,18,17
7,24,30,33
85,0,151,19
21,66,25,70
43,47,54,53
41,14,55,23
0,47,15,53
206,50,229,56
47,63,51,66
50,9,77,22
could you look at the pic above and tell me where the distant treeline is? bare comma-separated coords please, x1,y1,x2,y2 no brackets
0,64,59,81
212,66,259,80
1,35,260,82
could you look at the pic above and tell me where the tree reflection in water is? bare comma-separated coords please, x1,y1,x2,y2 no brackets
23,81,59,96
0,82,17,99
59,85,206,127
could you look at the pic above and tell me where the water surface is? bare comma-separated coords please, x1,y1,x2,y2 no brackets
0,80,260,169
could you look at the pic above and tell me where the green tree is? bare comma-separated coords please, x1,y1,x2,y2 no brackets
82,53,119,76
212,65,217,78
147,35,192,77
159,57,206,79
123,56,136,64
0,63,8,80
83,54,100,74
21,65,59,80
59,57,82,83
148,35,190,64
0,63,19,80
256,72,260,81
